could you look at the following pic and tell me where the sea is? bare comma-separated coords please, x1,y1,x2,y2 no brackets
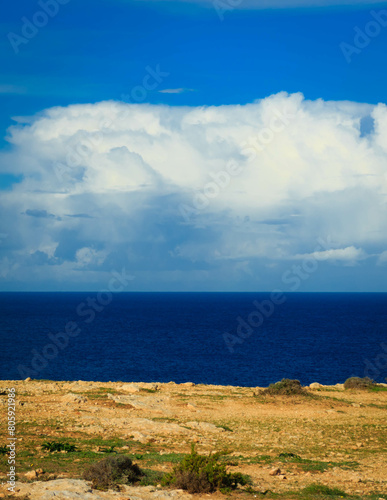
0,292,386,386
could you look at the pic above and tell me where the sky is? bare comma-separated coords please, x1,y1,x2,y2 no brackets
0,0,387,291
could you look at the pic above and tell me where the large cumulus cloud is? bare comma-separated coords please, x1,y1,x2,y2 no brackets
0,92,386,290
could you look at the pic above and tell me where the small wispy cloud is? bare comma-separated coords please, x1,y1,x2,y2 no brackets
0,84,26,95
377,250,387,265
292,247,368,264
158,88,194,94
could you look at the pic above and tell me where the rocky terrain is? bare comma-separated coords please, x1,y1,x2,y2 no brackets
0,379,386,499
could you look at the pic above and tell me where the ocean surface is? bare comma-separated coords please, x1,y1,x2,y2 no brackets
0,292,386,386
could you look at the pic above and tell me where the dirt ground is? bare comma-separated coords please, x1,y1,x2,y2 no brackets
0,379,386,499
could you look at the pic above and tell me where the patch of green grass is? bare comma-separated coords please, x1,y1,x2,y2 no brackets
301,483,347,497
368,385,387,392
277,453,359,473
248,454,273,464
144,452,186,465
84,393,109,399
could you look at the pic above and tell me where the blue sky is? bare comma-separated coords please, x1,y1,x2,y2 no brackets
1,0,387,291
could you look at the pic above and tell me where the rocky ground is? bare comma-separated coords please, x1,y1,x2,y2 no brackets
0,379,386,499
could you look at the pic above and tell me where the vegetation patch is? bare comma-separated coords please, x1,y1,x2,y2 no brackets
41,441,77,452
277,453,359,473
99,446,117,454
260,379,309,396
0,445,8,455
83,454,144,491
344,377,376,390
301,483,347,496
161,444,250,493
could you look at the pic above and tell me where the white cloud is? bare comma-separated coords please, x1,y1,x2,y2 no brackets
293,246,368,264
0,92,387,289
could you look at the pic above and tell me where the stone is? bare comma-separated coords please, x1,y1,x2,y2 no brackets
107,394,170,412
269,467,281,476
25,470,38,480
334,383,345,390
119,383,141,393
62,393,88,404
309,382,322,389
24,377,32,382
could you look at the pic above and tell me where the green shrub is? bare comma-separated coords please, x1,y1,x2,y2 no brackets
161,444,250,494
41,441,77,452
99,446,116,453
0,445,8,455
261,379,307,396
344,377,375,390
83,455,144,491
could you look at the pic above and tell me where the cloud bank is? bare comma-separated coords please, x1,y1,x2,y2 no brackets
0,92,386,290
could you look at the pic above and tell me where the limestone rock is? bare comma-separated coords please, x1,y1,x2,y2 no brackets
62,393,88,404
269,467,281,476
118,383,141,393
25,470,38,480
1,479,193,499
309,382,322,389
107,394,170,412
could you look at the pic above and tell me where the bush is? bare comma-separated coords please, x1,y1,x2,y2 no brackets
161,444,250,494
344,377,376,390
41,441,77,452
83,455,144,491
261,379,307,396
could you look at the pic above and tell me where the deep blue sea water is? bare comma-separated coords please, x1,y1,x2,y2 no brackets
0,292,386,386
